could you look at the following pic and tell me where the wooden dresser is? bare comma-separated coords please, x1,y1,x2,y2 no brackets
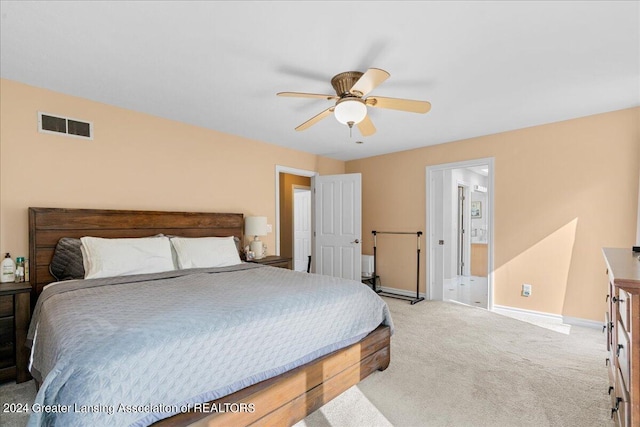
0,282,31,383
603,248,640,426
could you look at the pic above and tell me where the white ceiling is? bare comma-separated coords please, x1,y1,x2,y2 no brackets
1,1,638,161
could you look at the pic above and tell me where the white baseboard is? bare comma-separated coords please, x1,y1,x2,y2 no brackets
562,315,602,330
493,304,564,323
493,305,602,331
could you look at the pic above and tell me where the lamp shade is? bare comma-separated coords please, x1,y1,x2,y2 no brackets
334,98,367,125
245,216,267,236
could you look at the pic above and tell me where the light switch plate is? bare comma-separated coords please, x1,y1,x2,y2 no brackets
266,224,272,233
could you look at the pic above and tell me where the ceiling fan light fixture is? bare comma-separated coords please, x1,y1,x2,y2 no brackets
334,98,367,125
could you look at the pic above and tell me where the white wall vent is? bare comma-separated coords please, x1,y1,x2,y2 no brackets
38,112,93,140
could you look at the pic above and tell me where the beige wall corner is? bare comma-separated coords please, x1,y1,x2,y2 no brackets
0,79,345,258
347,107,640,321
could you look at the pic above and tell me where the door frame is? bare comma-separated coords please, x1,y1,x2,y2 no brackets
275,165,318,256
425,157,495,310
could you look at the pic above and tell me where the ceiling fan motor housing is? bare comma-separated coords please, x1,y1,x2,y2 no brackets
331,71,364,97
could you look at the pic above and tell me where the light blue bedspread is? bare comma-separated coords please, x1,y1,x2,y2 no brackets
27,263,393,426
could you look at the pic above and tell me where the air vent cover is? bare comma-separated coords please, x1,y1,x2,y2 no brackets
38,112,93,140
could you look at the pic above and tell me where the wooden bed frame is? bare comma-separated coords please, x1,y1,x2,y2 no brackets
28,207,391,427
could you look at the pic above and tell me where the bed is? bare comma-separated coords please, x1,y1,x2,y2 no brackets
27,207,392,427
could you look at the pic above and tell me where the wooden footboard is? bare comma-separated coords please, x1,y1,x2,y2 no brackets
152,325,391,427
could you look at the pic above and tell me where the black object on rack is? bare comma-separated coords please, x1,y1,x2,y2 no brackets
370,230,425,305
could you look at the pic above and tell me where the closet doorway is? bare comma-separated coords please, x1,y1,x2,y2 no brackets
275,166,316,268
426,158,494,310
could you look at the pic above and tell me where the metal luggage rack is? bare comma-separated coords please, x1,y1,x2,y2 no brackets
369,230,424,305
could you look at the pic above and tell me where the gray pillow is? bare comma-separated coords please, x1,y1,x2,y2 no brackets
49,237,85,281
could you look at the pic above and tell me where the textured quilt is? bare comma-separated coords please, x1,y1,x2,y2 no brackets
27,263,393,426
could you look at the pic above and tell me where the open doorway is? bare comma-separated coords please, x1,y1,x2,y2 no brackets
275,166,316,267
426,158,494,310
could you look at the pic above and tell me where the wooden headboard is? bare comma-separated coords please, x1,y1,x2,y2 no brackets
28,207,244,301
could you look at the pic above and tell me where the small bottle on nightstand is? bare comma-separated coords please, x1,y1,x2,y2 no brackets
15,257,25,283
1,253,15,283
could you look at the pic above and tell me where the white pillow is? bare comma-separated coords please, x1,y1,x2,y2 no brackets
169,236,242,269
80,236,175,279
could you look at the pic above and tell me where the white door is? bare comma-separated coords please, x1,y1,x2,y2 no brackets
313,173,362,280
293,188,311,272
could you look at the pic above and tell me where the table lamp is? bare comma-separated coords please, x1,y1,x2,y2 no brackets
245,216,267,259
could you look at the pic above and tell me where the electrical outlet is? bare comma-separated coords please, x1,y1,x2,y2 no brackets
266,224,272,233
522,284,532,297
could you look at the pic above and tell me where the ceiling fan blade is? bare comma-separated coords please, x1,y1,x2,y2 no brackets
366,96,432,114
357,115,376,136
277,92,338,100
349,68,390,97
295,107,334,131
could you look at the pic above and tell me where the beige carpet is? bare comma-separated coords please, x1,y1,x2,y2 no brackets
0,299,610,427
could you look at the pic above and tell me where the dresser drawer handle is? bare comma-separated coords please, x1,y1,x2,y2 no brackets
611,397,622,419
605,358,610,366
617,344,624,357
608,385,614,395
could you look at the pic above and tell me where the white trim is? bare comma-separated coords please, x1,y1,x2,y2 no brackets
562,315,603,330
378,286,427,299
493,304,564,323
275,166,317,256
493,305,602,331
426,157,495,310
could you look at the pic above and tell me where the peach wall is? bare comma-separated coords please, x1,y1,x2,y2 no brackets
0,79,344,258
347,107,639,321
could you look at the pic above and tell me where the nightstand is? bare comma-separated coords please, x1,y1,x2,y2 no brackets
248,256,292,269
0,282,31,384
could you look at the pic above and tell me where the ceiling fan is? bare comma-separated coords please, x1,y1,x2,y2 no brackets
277,68,431,136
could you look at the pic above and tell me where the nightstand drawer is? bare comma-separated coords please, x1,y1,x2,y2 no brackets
0,283,31,384
0,317,15,368
266,261,290,269
0,296,12,318
248,256,292,270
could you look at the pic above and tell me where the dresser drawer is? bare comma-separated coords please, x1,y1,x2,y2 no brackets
618,289,630,332
605,311,613,352
0,295,12,318
613,368,630,427
617,320,631,390
607,357,616,399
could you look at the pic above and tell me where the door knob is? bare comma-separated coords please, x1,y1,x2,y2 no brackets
352,239,360,244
